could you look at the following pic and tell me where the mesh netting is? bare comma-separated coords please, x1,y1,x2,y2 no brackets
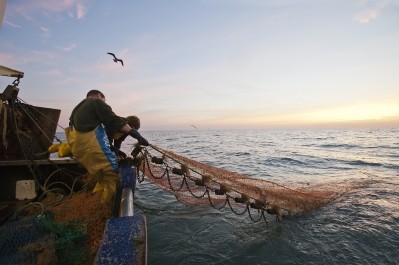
47,191,112,259
0,216,57,265
138,145,373,218
0,190,112,265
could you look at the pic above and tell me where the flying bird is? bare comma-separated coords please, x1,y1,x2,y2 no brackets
107,52,124,66
190,125,198,130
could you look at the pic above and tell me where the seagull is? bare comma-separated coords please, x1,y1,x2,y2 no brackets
190,125,198,130
107,52,124,66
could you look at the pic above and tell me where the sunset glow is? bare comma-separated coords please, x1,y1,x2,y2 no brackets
1,1,398,130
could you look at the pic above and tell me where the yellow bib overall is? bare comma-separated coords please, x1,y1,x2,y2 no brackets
68,124,119,204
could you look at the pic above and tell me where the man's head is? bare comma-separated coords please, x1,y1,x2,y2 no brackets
126,115,140,130
86,90,105,101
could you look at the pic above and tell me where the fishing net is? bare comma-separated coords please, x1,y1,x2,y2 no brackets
0,216,57,264
136,144,366,220
0,142,374,264
0,188,112,265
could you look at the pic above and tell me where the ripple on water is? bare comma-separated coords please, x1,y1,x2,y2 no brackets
128,129,399,265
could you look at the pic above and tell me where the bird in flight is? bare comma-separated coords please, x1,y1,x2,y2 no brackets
190,125,198,130
107,52,124,66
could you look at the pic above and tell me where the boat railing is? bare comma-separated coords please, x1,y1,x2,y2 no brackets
94,158,147,265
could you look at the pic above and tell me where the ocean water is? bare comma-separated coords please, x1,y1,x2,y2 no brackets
56,129,398,264
113,128,399,265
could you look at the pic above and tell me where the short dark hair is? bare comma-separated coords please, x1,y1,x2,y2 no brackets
86,90,105,98
126,115,140,130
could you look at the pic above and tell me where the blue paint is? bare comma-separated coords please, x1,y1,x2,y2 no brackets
95,215,146,265
95,124,119,173
119,163,137,190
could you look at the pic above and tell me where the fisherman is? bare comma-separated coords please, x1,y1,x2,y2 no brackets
68,90,149,204
107,115,141,158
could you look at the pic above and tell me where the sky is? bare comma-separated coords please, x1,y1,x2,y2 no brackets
1,0,399,131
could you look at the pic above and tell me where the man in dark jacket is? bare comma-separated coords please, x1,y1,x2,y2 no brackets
68,89,148,204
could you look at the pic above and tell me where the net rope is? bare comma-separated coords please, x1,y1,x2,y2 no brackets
133,144,371,221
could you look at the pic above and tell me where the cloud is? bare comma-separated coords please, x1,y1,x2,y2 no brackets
354,0,390,24
354,9,379,23
38,69,64,78
6,0,90,21
201,0,312,7
76,3,87,19
62,43,77,52
4,50,58,66
4,20,21,28
39,25,50,34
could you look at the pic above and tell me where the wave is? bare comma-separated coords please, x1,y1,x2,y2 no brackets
346,160,384,167
319,144,361,149
265,157,306,167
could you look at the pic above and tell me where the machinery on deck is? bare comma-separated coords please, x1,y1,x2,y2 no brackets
0,65,147,265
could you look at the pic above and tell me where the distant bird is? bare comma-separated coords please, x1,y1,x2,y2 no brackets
190,125,198,130
107,52,124,66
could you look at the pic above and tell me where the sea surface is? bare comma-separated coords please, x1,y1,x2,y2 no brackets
113,128,398,265
58,128,398,265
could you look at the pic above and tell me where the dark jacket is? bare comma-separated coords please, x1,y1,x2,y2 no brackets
69,98,126,133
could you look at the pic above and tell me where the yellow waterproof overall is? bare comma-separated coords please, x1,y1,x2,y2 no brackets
68,124,119,204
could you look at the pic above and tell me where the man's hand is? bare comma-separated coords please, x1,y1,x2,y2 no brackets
117,149,127,158
138,137,149,146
